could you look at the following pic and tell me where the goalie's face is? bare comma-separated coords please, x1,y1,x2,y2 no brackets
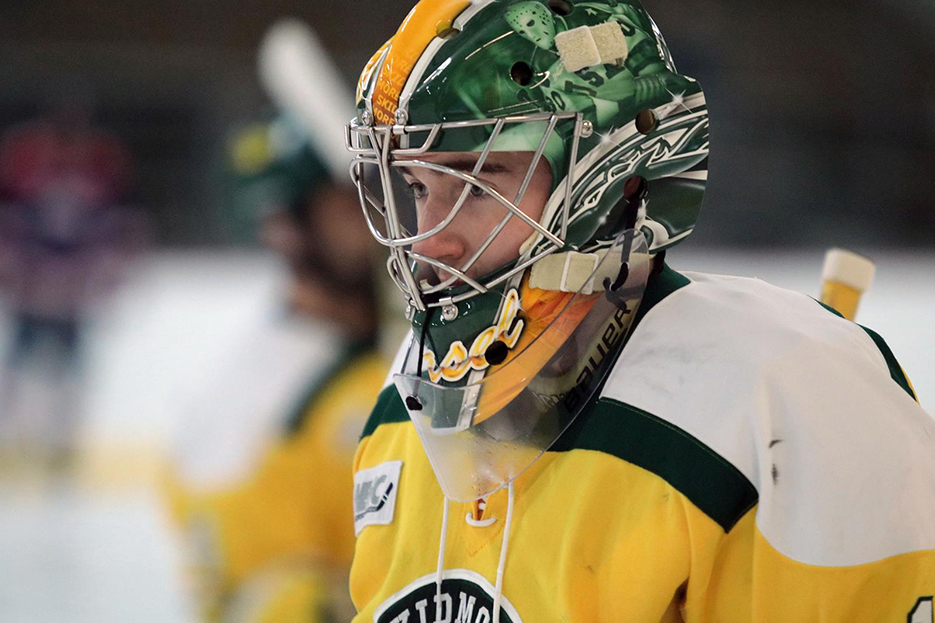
399,150,552,285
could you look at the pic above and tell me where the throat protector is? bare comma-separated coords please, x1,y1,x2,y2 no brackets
394,228,650,501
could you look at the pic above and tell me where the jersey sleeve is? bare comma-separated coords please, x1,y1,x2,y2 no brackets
601,271,935,621
708,319,935,622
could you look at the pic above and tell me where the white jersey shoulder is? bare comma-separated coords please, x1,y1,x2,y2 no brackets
601,270,935,566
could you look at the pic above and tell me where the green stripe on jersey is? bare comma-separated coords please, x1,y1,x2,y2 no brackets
360,385,409,440
857,326,917,401
360,387,760,532
552,398,758,532
814,300,917,401
632,263,691,329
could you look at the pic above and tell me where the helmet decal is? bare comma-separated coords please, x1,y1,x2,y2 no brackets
357,40,390,105
369,0,473,125
505,3,557,50
422,288,524,383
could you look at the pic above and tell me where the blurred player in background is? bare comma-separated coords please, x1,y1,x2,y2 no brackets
165,20,390,623
0,91,144,462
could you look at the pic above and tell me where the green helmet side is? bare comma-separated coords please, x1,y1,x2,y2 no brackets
393,0,709,253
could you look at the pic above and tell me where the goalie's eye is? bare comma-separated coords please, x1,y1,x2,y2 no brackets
409,182,428,199
469,184,485,198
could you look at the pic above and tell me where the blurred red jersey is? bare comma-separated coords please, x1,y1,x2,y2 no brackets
0,121,139,320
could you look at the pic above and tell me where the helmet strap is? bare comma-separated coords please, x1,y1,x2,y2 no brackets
406,306,435,412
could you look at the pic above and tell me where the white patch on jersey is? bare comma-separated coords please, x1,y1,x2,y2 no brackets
601,271,935,567
355,461,403,537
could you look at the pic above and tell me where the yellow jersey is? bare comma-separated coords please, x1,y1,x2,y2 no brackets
350,266,935,623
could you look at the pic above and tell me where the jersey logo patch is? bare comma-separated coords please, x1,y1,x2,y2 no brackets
373,569,523,623
354,460,403,536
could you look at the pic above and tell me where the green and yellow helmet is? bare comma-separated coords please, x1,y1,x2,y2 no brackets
347,0,708,501
351,0,708,290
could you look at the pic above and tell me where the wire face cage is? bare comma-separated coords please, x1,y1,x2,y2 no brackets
347,111,586,311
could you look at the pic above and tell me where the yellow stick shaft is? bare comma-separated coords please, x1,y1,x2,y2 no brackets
820,280,862,321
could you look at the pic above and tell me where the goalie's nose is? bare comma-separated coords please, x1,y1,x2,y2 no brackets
411,199,467,275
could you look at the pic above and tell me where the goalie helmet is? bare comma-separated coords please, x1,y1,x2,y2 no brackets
347,0,709,501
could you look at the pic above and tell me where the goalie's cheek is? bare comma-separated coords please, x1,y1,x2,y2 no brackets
411,190,490,255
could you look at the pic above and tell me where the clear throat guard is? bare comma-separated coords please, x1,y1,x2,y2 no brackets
395,229,651,502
